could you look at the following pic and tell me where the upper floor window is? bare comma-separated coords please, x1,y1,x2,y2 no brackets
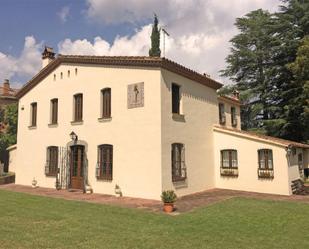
50,99,58,125
231,107,237,127
96,144,113,180
45,146,58,176
171,143,186,182
219,103,225,125
258,149,274,179
101,88,111,118
73,94,83,122
30,102,37,127
172,83,180,114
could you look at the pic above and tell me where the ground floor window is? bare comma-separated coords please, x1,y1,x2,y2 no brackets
96,144,113,180
258,149,274,179
171,143,186,182
45,146,58,176
220,150,238,177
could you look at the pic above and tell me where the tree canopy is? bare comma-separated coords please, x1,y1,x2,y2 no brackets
221,0,309,142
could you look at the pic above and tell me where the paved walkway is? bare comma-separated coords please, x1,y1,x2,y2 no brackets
1,184,309,214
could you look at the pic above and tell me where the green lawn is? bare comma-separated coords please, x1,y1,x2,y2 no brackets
0,190,309,249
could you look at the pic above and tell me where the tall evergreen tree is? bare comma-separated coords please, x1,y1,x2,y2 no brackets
286,36,309,142
269,0,309,140
222,0,309,142
149,14,161,57
221,9,276,132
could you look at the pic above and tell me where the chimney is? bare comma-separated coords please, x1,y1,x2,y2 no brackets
2,79,10,96
232,90,240,100
42,46,55,68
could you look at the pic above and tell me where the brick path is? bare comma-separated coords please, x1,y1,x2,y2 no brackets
1,184,309,214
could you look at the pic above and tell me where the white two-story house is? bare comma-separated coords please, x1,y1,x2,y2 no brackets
11,47,309,200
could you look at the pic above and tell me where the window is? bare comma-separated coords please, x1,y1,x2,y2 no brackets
219,103,225,124
101,88,111,118
60,72,63,79
73,94,83,122
30,102,37,127
45,146,58,176
220,150,238,177
50,99,58,124
171,143,186,182
221,150,238,168
68,70,70,78
258,149,274,179
53,74,56,81
75,68,78,75
172,83,180,114
96,144,113,180
231,107,237,127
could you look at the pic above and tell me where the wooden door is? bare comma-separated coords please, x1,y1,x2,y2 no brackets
70,145,84,190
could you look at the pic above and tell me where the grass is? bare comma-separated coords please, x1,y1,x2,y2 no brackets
0,190,309,249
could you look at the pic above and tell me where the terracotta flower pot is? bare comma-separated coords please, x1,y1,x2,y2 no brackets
163,203,174,213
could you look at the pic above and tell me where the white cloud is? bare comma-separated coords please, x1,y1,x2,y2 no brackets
0,36,42,87
84,0,280,83
57,6,70,23
58,25,152,56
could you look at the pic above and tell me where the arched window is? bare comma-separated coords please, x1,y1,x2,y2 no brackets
96,144,113,180
46,146,58,176
171,143,186,182
101,88,111,118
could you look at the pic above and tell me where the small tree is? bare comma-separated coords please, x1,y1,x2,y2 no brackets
149,14,161,57
0,103,18,164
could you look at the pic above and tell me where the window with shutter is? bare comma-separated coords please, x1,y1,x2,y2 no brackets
219,103,226,125
74,94,83,122
96,144,113,180
258,149,274,179
172,84,180,114
46,146,58,176
231,106,237,127
50,99,58,124
102,88,111,118
171,143,186,182
30,102,37,127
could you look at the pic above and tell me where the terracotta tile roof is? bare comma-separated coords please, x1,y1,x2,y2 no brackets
15,55,223,99
0,86,18,98
214,125,309,149
218,95,241,106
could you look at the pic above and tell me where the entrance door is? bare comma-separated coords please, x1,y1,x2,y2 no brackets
70,145,84,190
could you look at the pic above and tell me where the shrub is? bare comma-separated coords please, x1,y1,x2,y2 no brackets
161,190,177,203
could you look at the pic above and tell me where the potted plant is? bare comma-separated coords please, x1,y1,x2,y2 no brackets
161,190,177,213
115,184,122,197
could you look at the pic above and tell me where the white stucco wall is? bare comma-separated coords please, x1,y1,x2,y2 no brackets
15,64,162,200
214,128,292,195
160,69,218,197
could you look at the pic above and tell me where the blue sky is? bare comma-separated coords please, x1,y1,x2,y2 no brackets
0,0,280,87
